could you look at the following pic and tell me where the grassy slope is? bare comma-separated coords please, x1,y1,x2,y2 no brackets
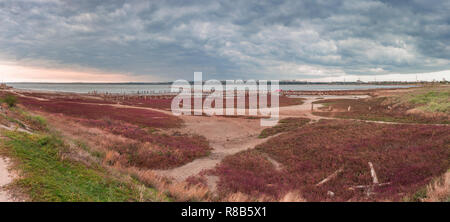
403,87,449,113
314,86,449,124
0,130,161,201
0,100,163,202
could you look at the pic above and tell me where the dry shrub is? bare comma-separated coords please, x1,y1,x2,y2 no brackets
123,167,212,202
221,192,272,202
279,191,306,202
103,150,120,166
14,110,213,202
0,114,10,126
185,175,208,187
60,141,99,167
222,192,252,202
166,182,210,202
47,113,211,169
41,114,211,169
222,191,305,202
130,167,165,189
423,171,450,202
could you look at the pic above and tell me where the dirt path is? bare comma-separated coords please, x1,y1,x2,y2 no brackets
156,95,368,182
0,124,34,134
156,115,271,181
8,90,49,101
0,156,14,202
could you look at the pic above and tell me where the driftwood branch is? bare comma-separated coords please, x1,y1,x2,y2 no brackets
348,183,391,190
368,162,379,184
348,162,391,197
316,167,344,186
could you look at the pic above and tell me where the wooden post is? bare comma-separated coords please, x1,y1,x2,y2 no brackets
368,162,379,184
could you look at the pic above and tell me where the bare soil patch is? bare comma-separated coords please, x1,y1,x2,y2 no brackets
0,156,14,202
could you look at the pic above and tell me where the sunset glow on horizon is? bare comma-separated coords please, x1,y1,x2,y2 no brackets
0,62,158,83
1,60,448,83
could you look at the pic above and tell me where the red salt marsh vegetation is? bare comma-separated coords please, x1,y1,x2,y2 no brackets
314,97,449,124
18,91,305,112
109,93,304,111
3,86,449,202
18,96,181,128
258,117,310,138
7,94,213,169
18,91,117,104
313,87,449,124
213,119,450,201
120,96,174,110
24,112,212,170
76,118,211,169
0,99,210,201
279,95,305,107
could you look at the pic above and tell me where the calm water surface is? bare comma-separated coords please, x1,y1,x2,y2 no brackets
7,83,416,94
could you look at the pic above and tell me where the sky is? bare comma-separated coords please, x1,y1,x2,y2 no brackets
0,0,449,82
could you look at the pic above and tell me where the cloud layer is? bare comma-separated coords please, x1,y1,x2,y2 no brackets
0,0,449,81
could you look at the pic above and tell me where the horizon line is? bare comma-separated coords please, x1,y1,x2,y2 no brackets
3,81,438,84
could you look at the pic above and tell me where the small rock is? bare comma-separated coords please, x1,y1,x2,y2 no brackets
327,191,335,197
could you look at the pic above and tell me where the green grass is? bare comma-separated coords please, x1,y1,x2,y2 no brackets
0,95,18,107
0,107,48,130
17,108,48,130
25,115,47,129
0,130,158,202
74,139,105,159
404,168,450,202
408,90,450,113
405,187,428,202
1,113,26,128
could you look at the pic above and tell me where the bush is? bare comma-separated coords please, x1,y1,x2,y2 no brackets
27,115,48,130
2,95,18,107
215,120,450,201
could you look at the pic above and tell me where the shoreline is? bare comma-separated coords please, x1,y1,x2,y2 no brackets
5,85,421,96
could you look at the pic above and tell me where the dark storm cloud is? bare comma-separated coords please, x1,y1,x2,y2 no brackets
0,0,449,80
